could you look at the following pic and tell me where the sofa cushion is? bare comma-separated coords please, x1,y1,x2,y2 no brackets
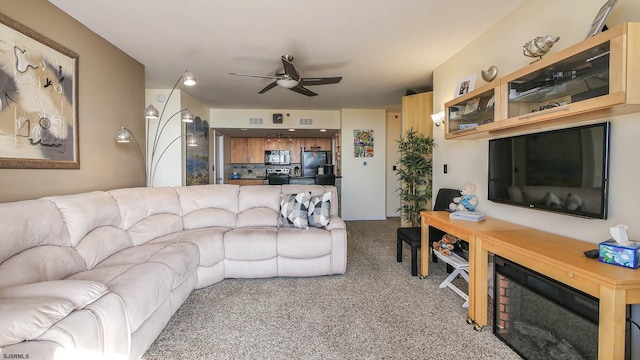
308,191,332,228
277,228,333,258
0,246,87,289
96,242,199,289
71,262,175,332
279,192,311,229
109,187,184,245
151,228,227,267
176,184,239,229
0,297,75,347
236,186,281,228
0,280,108,310
46,191,121,247
224,227,277,261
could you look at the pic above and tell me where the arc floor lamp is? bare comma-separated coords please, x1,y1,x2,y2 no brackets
116,71,198,186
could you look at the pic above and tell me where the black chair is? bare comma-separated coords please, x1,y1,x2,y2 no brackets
396,188,460,276
268,174,290,185
314,174,336,185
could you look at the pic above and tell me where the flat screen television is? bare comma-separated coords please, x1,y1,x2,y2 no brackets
488,122,610,219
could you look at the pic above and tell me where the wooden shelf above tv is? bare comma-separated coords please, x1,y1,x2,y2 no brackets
444,22,640,139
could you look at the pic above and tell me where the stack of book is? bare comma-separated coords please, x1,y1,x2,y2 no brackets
449,211,486,221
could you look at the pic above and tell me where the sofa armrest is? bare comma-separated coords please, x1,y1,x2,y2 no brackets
325,215,345,231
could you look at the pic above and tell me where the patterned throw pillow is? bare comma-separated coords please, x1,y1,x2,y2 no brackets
308,191,332,228
280,192,312,229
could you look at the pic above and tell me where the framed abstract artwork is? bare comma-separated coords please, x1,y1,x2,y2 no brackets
0,13,79,169
353,129,374,157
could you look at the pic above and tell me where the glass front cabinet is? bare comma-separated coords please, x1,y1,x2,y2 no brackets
445,22,640,139
445,82,499,139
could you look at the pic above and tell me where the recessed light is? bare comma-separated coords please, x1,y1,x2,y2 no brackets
319,129,327,132
288,128,295,132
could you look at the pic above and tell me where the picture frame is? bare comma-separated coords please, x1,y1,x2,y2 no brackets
454,74,476,98
0,13,79,169
463,97,480,115
584,0,618,40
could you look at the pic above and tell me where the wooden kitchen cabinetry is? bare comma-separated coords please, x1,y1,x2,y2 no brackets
445,22,640,139
288,138,304,163
230,138,248,163
246,138,266,163
231,136,332,164
303,138,331,151
230,138,266,163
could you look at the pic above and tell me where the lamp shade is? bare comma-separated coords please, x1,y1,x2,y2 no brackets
144,104,160,119
116,127,132,142
182,71,196,86
181,109,194,123
186,134,198,147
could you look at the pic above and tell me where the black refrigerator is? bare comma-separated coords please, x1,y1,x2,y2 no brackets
301,150,330,177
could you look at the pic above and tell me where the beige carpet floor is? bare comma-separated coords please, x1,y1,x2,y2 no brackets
142,218,521,359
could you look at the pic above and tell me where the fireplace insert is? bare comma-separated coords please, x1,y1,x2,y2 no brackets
493,255,630,360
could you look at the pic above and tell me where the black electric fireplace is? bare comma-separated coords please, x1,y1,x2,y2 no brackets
493,256,630,360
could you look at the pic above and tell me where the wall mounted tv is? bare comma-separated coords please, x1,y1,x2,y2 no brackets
488,122,610,219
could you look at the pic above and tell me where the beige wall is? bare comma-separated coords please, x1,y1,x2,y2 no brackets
432,0,640,242
340,109,387,220
0,0,145,203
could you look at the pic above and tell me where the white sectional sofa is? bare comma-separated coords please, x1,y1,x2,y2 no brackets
0,184,346,360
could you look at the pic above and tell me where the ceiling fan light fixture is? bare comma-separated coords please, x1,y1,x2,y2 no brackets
276,78,299,89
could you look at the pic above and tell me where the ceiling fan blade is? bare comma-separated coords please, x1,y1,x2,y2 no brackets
281,55,300,82
299,76,343,86
229,72,281,80
259,81,279,94
289,85,318,97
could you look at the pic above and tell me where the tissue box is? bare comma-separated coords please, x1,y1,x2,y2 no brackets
598,239,640,269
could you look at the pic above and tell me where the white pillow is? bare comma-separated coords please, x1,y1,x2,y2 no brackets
0,297,75,347
280,192,311,229
308,192,332,228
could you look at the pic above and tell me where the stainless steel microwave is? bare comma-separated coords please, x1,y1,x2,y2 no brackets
264,150,291,165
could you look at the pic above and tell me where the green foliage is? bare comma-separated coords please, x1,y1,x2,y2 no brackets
395,129,435,227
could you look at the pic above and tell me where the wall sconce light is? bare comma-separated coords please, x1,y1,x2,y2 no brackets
431,110,445,127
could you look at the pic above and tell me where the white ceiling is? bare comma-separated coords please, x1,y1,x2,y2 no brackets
48,0,527,112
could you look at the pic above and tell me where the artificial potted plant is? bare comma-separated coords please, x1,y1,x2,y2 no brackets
396,128,435,227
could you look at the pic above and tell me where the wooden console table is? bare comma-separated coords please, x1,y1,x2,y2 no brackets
421,211,640,360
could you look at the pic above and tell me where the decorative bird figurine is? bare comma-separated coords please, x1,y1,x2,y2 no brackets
523,35,560,58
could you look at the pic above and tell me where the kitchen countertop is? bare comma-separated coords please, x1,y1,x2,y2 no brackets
229,176,341,180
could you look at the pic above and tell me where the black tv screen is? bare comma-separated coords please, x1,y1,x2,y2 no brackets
488,122,610,219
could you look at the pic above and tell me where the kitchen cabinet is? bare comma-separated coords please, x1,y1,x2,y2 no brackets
230,138,248,163
246,138,266,163
288,138,304,163
445,22,640,139
303,138,331,151
231,136,331,164
230,138,265,163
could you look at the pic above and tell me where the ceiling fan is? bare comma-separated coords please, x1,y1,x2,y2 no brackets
229,55,342,97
